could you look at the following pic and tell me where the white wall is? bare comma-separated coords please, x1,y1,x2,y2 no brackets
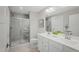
69,14,79,36
30,12,39,39
0,6,10,51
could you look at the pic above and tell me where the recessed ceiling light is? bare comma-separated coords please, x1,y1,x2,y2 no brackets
45,7,55,13
19,7,23,10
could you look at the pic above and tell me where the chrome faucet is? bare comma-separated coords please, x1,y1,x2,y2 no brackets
64,25,72,40
65,31,72,40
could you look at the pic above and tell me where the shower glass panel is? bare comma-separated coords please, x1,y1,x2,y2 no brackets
22,18,30,42
10,15,30,46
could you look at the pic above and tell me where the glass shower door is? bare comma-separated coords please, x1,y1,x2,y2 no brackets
21,18,30,42
10,17,30,46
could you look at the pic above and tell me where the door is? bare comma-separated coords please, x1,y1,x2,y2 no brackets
22,18,30,42
0,7,10,51
10,17,30,44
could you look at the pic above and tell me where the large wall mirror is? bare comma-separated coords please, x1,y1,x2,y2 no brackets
45,15,64,33
46,13,79,37
68,13,79,36
44,6,79,38
45,7,79,37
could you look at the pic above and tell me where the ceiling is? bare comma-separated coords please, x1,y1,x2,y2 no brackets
9,6,79,15
9,6,48,14
44,6,79,16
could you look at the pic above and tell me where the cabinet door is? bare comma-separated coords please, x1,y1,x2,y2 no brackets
42,37,49,52
48,39,63,52
63,46,78,52
38,35,49,52
38,36,43,52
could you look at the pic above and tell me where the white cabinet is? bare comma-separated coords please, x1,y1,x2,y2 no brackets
48,39,63,52
42,37,49,52
38,35,49,52
38,36,43,52
38,34,78,52
38,35,63,52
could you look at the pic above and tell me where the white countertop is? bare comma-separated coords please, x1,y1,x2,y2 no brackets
38,33,79,51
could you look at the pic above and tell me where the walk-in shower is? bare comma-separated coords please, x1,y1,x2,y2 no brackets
9,12,30,46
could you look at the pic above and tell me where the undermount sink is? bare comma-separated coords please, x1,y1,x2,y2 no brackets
46,32,63,36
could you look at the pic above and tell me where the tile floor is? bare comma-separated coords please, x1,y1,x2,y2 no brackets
9,40,40,52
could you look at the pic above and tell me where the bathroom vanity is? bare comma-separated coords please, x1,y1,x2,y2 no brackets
38,33,79,52
37,7,79,52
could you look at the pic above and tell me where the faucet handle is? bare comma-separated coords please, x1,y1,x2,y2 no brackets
70,32,72,35
68,31,72,35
